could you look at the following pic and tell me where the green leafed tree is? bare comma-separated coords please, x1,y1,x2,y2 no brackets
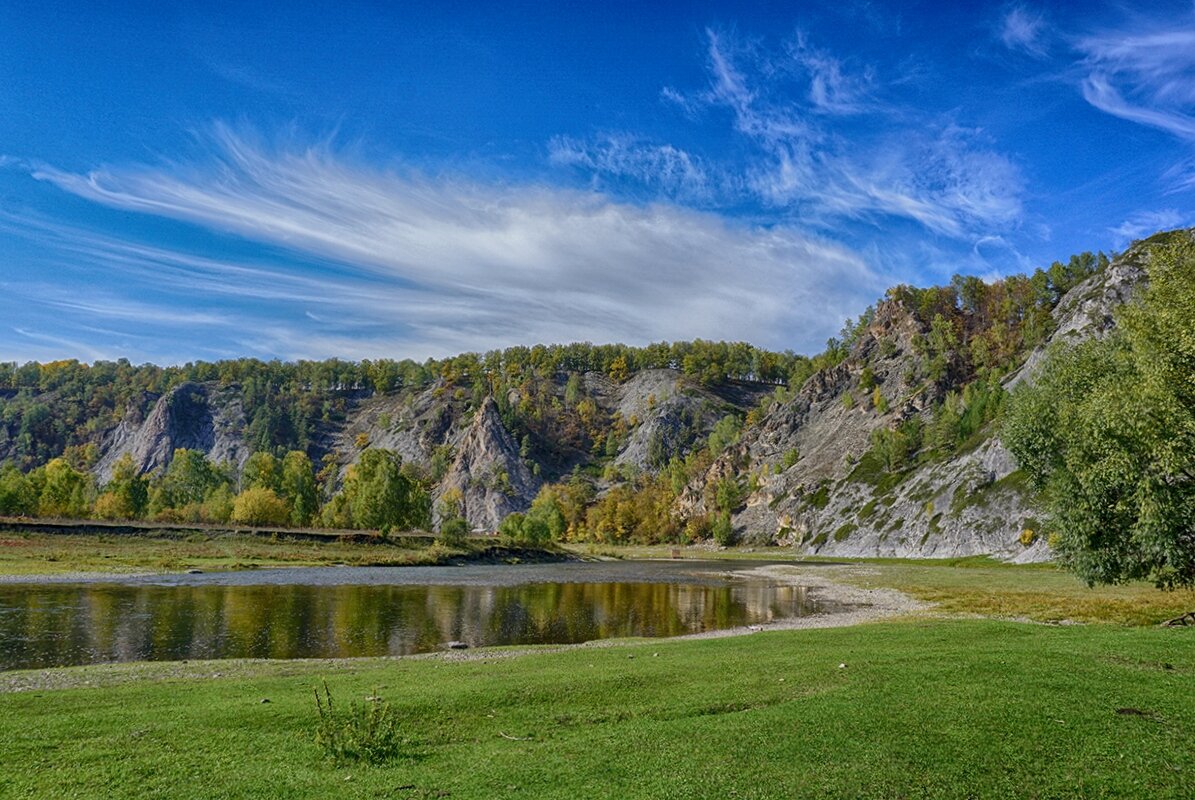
0,464,37,516
334,449,430,533
37,457,93,518
280,451,319,527
95,453,149,520
1005,238,1195,589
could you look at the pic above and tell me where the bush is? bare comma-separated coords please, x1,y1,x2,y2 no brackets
314,682,404,765
438,516,469,546
498,512,527,543
231,486,289,526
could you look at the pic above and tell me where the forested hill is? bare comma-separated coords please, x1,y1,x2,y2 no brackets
1,229,1184,561
0,339,805,470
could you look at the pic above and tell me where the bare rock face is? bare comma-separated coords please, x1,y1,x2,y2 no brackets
613,370,735,472
336,382,464,469
94,382,248,482
435,397,540,532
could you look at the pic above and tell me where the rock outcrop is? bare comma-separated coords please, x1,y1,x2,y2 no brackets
435,397,541,532
95,382,248,482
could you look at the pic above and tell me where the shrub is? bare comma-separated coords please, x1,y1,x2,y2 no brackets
682,515,711,543
314,682,404,765
1020,528,1038,547
231,486,289,527
872,388,889,414
498,512,527,544
438,516,469,546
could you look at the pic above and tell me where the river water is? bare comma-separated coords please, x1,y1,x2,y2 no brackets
0,561,840,670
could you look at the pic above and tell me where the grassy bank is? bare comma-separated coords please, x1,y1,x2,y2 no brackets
573,544,1195,626
0,529,561,576
832,561,1195,626
2,619,1192,798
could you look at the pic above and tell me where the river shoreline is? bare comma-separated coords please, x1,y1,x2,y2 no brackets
0,561,928,690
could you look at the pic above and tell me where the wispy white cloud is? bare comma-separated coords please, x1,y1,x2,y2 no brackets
1077,20,1195,142
787,33,875,114
9,327,117,363
547,134,715,200
558,31,1023,242
23,126,891,359
659,86,702,118
1110,208,1187,244
1000,6,1049,57
685,31,1023,238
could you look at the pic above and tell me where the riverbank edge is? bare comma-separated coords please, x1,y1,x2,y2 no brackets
0,541,581,584
0,563,929,693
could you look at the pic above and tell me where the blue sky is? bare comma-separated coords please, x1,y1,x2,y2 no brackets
1,1,1193,364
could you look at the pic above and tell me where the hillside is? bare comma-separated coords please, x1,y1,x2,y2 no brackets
1,230,1186,557
0,346,778,532
677,233,1172,560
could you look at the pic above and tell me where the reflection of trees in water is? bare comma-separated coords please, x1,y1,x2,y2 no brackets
0,579,823,670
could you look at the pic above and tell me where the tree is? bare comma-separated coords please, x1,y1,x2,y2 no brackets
525,491,566,542
1005,239,1195,589
201,483,235,523
96,453,149,520
38,457,93,518
607,356,629,383
0,465,37,516
707,415,742,458
157,449,227,509
231,486,291,526
280,451,319,526
338,449,430,533
242,451,281,493
438,515,469,546
711,511,735,546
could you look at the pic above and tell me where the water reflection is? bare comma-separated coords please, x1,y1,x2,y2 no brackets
0,580,825,670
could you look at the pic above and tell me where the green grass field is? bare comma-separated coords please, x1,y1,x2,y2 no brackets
3,620,1192,799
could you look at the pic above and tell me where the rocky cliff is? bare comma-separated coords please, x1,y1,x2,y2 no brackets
435,397,542,531
94,382,249,483
5,230,1177,549
677,239,1160,561
66,364,764,532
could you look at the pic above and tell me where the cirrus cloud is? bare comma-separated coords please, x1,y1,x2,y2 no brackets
24,125,891,360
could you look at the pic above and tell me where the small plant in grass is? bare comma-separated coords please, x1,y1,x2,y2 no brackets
314,682,404,765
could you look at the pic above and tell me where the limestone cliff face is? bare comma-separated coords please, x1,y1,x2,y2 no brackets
30,230,1174,552
613,369,742,472
676,298,926,521
678,238,1166,561
94,382,248,483
67,366,761,532
434,397,541,531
